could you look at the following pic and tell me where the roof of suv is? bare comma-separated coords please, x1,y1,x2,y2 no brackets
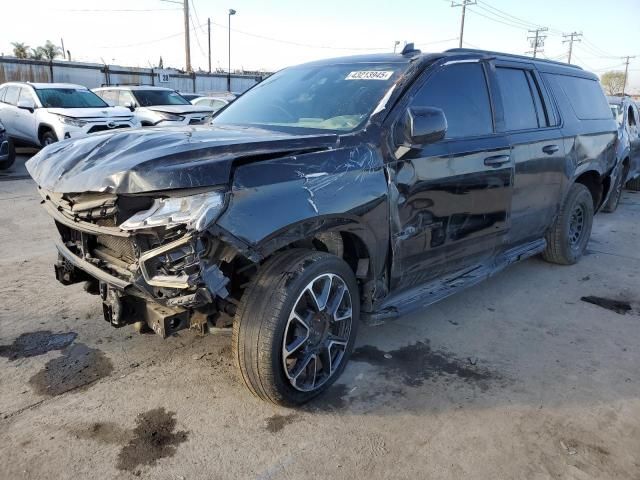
301,48,587,75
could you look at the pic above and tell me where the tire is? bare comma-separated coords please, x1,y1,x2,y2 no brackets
542,183,594,265
627,176,640,192
0,138,16,171
40,130,58,147
602,166,627,213
233,249,359,406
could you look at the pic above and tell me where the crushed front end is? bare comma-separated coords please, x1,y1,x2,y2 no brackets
40,187,237,337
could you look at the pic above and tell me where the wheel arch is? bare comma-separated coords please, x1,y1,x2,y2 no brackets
573,169,605,210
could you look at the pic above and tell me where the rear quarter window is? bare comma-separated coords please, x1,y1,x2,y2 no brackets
549,74,611,120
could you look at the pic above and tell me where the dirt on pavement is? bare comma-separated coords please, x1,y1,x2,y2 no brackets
1,177,639,479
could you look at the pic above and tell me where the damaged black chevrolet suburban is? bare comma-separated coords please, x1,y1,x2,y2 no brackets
27,47,617,406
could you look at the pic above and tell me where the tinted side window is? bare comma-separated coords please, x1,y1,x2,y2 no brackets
4,86,21,105
496,68,539,131
550,74,611,120
412,63,493,138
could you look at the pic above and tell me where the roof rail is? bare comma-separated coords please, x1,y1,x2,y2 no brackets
445,48,583,70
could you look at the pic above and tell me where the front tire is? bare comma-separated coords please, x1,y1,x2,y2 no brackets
232,249,359,406
40,130,58,147
627,176,640,192
542,183,594,265
0,138,16,171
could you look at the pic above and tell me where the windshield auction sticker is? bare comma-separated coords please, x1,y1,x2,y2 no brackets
345,71,393,80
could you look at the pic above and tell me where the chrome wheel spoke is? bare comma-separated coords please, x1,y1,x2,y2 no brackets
283,272,353,392
307,275,332,312
283,312,310,358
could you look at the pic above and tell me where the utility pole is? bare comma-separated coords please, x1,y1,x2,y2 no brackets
183,0,192,72
527,27,548,58
451,1,476,49
207,18,212,73
622,56,636,95
393,41,400,53
562,31,582,64
60,38,66,60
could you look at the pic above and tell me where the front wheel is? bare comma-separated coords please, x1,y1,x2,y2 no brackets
0,138,16,171
40,130,58,147
233,249,359,406
542,183,594,265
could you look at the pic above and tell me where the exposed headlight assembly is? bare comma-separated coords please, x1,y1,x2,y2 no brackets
120,191,225,231
57,115,87,127
156,112,185,122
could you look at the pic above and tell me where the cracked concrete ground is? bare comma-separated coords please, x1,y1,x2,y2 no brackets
1,170,639,479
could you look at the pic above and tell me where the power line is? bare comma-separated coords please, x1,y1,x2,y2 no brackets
465,7,530,31
57,7,181,12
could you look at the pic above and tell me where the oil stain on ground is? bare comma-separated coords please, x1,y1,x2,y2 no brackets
0,331,77,361
265,413,298,433
117,408,189,472
351,341,496,388
28,343,113,396
581,296,633,315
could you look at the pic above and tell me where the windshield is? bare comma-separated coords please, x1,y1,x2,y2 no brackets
37,88,107,108
213,62,406,132
133,90,190,106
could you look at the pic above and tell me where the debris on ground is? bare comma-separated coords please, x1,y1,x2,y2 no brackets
580,296,632,315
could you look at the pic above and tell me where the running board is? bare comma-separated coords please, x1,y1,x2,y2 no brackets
362,239,546,325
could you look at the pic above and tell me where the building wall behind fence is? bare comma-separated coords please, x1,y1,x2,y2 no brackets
0,57,262,93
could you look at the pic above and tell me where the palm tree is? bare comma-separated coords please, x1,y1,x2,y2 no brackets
30,47,45,60
11,42,29,59
40,40,61,61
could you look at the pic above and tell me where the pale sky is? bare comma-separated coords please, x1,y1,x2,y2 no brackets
2,0,639,92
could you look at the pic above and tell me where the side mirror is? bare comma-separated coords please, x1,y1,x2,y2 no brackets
399,106,447,146
123,102,135,112
17,99,35,113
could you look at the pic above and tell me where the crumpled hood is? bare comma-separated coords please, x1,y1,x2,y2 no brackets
46,106,133,119
144,104,215,115
26,125,338,194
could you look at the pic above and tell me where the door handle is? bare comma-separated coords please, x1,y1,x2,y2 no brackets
542,144,560,155
484,155,510,167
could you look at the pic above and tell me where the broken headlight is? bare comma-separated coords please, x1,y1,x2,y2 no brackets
120,191,225,232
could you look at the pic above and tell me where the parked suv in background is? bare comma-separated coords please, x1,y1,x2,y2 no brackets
604,96,640,210
93,86,215,127
28,47,617,406
0,82,139,147
0,120,15,170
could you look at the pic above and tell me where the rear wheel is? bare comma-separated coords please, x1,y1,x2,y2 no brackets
627,176,640,192
602,166,627,213
542,183,594,265
0,138,16,171
40,130,58,147
233,249,359,406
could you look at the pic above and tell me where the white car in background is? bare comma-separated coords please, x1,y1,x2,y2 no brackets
0,82,139,147
191,95,234,113
93,86,215,127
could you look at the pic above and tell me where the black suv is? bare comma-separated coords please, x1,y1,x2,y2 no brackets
27,47,617,406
